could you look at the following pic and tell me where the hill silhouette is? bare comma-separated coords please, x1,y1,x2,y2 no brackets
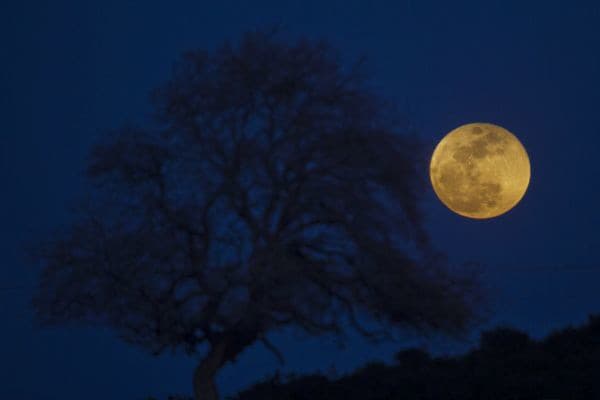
225,315,600,400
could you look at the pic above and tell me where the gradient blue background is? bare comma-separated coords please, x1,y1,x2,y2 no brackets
2,1,600,398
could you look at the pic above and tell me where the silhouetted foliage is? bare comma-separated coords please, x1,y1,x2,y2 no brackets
232,315,600,400
33,30,479,400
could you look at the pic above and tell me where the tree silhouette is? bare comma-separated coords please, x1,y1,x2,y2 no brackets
33,30,479,400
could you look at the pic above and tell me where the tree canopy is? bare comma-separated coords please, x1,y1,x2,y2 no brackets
33,30,479,400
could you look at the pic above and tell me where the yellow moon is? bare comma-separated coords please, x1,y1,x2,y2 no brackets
430,123,530,219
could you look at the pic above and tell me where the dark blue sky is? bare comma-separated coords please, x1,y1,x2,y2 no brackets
2,1,600,398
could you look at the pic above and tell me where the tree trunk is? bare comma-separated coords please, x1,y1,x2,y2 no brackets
192,330,258,400
193,340,228,400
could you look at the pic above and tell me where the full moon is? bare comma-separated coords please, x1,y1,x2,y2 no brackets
430,123,530,219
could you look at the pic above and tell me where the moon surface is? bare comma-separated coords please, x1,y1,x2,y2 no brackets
430,123,530,219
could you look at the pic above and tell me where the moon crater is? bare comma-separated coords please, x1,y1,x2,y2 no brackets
430,123,530,219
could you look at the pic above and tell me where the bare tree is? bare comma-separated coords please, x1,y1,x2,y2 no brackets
33,31,479,400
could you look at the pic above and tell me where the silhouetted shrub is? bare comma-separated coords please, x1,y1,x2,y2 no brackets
228,314,600,400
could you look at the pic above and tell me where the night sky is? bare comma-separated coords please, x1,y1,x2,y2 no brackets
3,1,600,398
